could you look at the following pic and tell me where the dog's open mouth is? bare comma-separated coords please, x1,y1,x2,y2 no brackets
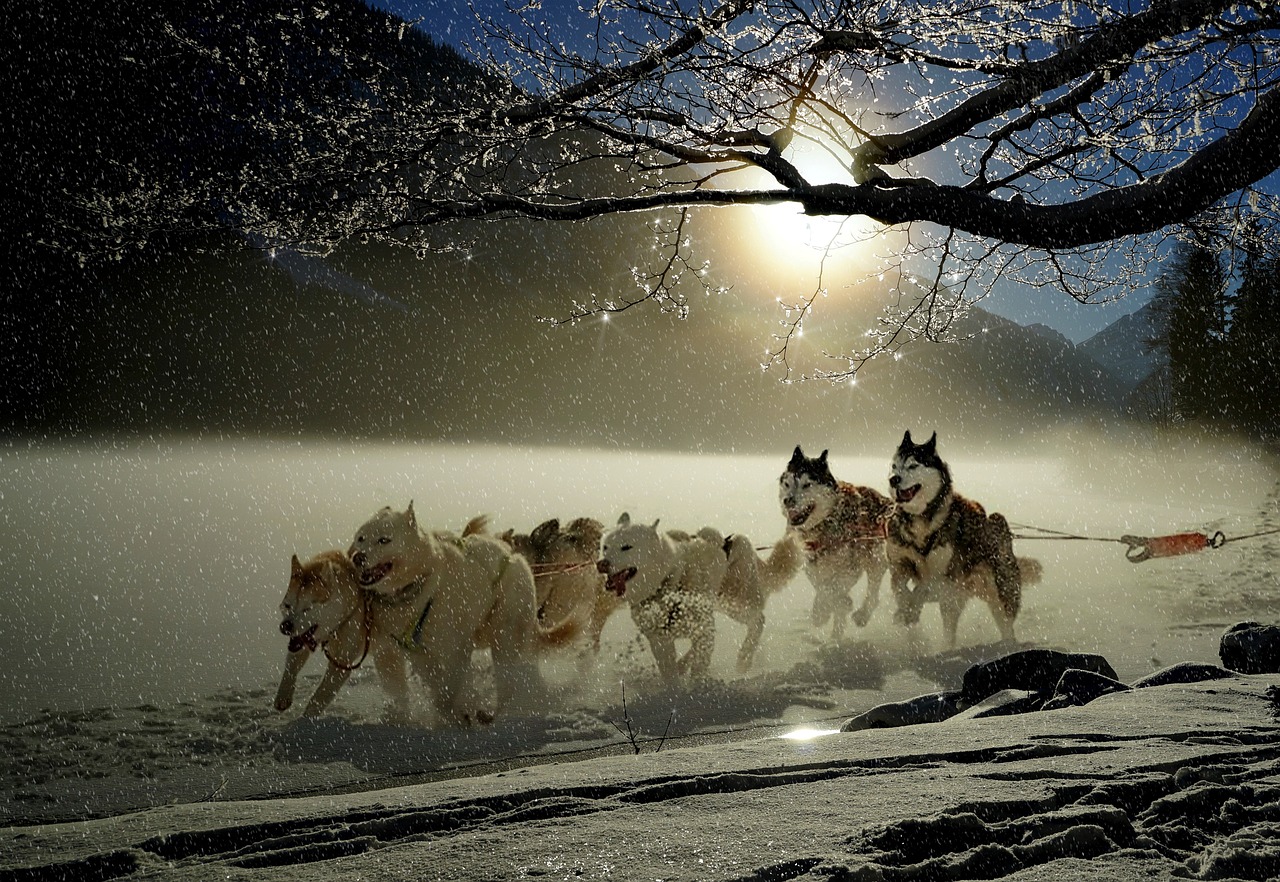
604,567,637,597
895,484,921,505
287,624,318,654
358,561,394,586
786,504,815,527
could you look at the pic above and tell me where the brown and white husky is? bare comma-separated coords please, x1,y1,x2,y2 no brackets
779,446,892,640
886,432,1042,646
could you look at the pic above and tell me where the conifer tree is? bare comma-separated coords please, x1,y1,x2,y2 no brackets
1150,241,1229,422
1227,249,1280,435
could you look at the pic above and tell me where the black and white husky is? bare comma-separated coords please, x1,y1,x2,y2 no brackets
886,431,1041,646
779,446,893,640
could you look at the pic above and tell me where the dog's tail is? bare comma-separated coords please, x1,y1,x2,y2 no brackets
1016,556,1043,587
756,533,803,595
461,515,489,538
534,609,582,652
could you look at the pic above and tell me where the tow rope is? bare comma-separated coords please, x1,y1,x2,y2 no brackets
1012,522,1280,564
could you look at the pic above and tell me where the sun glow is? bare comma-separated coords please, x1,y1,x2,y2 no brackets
722,129,902,285
780,727,842,741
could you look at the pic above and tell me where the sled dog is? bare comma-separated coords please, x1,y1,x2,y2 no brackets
596,513,800,680
499,517,622,654
275,550,426,720
886,431,1042,646
779,446,893,640
346,503,579,723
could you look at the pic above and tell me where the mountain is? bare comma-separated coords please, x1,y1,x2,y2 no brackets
4,0,495,431
1077,300,1167,394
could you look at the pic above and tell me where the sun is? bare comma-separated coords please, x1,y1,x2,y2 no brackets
723,131,903,284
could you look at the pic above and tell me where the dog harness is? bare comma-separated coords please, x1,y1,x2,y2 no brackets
398,597,435,652
313,591,374,673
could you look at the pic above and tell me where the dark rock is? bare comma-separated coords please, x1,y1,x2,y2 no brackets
1132,662,1235,689
1219,621,1280,675
1042,668,1129,711
961,649,1118,703
841,691,965,732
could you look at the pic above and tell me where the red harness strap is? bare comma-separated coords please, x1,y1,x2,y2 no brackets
1121,531,1226,563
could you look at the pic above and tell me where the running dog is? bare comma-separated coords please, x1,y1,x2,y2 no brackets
886,431,1042,646
596,513,800,680
499,517,621,654
779,446,892,640
275,550,426,720
346,503,579,723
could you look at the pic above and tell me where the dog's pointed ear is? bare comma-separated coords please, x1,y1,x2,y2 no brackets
902,430,914,448
925,432,937,451
406,500,417,530
651,518,661,530
789,445,805,467
819,449,829,464
290,554,303,579
531,518,559,548
618,512,631,526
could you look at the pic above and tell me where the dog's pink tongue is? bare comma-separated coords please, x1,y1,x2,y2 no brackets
605,571,629,596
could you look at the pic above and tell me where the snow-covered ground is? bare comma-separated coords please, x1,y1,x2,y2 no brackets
2,432,1278,880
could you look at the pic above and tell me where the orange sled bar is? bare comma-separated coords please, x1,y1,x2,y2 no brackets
1120,531,1226,564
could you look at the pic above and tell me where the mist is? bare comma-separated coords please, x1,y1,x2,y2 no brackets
2,428,1273,726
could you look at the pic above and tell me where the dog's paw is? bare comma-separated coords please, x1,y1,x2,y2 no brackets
274,696,293,712
381,703,415,725
852,608,872,628
892,606,922,626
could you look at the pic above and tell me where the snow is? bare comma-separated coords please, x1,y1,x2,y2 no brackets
2,434,1278,880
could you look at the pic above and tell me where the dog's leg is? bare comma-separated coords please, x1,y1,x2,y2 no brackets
274,647,312,712
852,547,888,628
938,588,967,649
372,641,413,722
889,564,923,627
678,599,716,679
989,515,1022,643
828,582,855,641
302,662,352,718
809,582,833,631
492,561,546,714
588,591,620,654
647,632,680,682
490,639,542,715
735,608,765,673
424,640,487,725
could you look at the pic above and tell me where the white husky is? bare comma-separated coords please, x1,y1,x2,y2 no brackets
347,503,578,723
597,513,800,680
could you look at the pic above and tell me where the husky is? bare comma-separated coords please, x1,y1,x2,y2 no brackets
886,431,1042,646
779,446,893,640
346,503,579,723
596,513,800,680
499,517,622,654
275,550,427,720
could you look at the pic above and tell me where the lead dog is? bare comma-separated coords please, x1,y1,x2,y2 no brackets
597,513,800,680
779,446,892,640
346,503,579,723
498,517,622,654
886,431,1042,646
275,550,428,720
